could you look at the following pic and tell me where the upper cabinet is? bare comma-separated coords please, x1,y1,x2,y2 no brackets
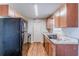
0,5,8,16
59,5,67,27
54,3,78,28
54,9,60,27
66,3,78,27
46,18,53,32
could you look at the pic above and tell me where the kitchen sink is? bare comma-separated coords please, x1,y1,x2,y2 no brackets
48,34,57,39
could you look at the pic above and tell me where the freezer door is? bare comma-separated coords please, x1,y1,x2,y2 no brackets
0,18,3,55
3,18,21,56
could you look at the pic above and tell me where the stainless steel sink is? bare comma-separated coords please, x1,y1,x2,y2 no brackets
48,34,57,39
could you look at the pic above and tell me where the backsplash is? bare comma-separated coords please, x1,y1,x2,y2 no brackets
62,28,79,40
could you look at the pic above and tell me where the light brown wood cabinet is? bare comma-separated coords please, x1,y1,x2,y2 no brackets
44,35,49,55
0,5,8,16
56,44,78,56
43,35,56,56
54,9,60,27
46,18,53,31
49,40,56,56
43,35,78,56
54,3,78,27
59,5,67,27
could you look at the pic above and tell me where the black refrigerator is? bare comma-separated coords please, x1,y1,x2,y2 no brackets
0,17,24,56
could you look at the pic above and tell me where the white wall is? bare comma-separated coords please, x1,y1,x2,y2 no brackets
27,19,47,43
27,19,34,43
23,22,28,43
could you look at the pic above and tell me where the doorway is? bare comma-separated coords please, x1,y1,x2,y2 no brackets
33,20,43,42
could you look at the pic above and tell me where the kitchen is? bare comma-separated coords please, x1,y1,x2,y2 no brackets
0,3,79,56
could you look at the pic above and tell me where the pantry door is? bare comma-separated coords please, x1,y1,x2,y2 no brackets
33,20,42,42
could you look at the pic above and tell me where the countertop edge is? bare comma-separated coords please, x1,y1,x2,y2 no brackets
43,33,79,44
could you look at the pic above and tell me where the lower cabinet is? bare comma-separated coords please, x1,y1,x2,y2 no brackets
49,42,56,56
44,36,49,55
43,35,78,56
43,35,56,56
56,44,78,56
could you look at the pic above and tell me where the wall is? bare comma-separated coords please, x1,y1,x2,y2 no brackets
23,21,28,43
27,19,33,43
9,5,28,20
27,19,47,43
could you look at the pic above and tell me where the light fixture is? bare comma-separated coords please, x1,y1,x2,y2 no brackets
34,4,38,17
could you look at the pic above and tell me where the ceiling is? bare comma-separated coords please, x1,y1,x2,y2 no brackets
9,3,63,18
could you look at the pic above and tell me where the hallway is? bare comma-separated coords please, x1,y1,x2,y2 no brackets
27,43,47,56
22,43,47,56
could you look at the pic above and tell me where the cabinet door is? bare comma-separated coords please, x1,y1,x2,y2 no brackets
2,5,8,16
56,45,65,56
56,44,78,56
60,5,67,27
46,19,53,29
54,10,60,27
0,6,2,15
52,43,56,56
0,5,8,16
46,19,51,29
44,37,49,55
50,19,53,29
67,3,78,27
64,45,78,56
49,44,52,56
46,39,49,55
48,41,52,56
49,43,56,56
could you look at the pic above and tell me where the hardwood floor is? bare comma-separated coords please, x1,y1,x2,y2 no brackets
22,42,47,56
22,42,31,56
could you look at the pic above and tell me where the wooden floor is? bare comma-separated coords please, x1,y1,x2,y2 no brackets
22,42,47,56
22,43,30,56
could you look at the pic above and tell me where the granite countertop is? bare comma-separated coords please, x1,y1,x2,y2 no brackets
43,34,78,44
